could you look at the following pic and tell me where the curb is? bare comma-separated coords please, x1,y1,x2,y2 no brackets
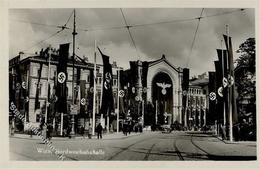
215,135,256,145
10,132,143,141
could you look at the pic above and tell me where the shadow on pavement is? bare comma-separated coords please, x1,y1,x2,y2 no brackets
207,155,257,161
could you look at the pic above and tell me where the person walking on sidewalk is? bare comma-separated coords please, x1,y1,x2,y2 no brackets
123,122,128,136
88,124,92,139
96,123,103,139
220,124,227,140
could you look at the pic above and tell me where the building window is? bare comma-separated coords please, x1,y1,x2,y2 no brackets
37,68,41,77
38,83,42,97
99,77,102,84
203,89,206,94
87,75,90,83
36,114,41,122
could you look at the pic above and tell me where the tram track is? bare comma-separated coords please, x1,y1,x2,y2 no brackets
107,137,153,160
173,139,184,160
143,143,157,160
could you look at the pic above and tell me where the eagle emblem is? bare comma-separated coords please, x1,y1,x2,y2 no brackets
156,82,171,95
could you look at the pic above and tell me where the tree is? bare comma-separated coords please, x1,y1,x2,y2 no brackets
235,38,256,124
236,38,255,74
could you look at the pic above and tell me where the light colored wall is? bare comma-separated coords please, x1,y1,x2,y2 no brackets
146,61,182,123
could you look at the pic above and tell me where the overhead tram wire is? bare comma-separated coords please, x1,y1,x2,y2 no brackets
21,9,74,53
12,9,246,33
63,10,74,27
10,19,62,29
185,8,204,68
120,8,140,59
13,9,246,54
204,8,245,18
23,29,66,52
79,8,245,32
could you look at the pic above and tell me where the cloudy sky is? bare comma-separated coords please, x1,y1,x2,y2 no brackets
9,8,254,76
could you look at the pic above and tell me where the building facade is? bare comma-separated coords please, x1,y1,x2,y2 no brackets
9,49,120,134
9,49,210,134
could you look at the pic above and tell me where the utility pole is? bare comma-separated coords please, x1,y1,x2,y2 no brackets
70,9,77,137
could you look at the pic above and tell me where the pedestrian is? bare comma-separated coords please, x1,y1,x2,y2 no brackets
233,123,240,141
29,128,33,138
80,126,85,138
220,124,227,140
46,124,52,141
88,124,92,139
67,126,71,138
240,119,248,141
96,123,103,139
128,122,131,135
123,122,128,136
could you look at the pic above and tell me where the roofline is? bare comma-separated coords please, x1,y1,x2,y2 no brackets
148,55,181,73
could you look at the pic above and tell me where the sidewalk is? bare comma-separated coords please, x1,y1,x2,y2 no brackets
10,132,143,141
190,133,257,160
216,136,256,145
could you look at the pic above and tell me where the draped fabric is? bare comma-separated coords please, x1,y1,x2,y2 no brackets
56,43,70,114
98,48,114,115
214,61,224,124
208,71,217,125
223,35,238,123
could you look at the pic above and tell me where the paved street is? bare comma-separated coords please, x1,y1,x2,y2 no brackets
9,131,256,161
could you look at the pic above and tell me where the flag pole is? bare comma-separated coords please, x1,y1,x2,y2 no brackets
70,9,77,137
221,40,226,127
155,100,158,124
117,69,120,133
142,100,144,128
45,48,51,124
226,25,233,142
184,95,187,128
44,45,51,138
92,40,97,136
60,112,63,136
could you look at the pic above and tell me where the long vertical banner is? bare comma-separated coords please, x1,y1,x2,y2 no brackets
223,35,238,123
56,43,70,114
208,71,217,125
217,49,229,124
87,69,94,117
182,68,189,125
214,60,224,124
98,48,114,116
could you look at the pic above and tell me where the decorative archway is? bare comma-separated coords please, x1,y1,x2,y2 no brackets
152,72,173,124
146,56,183,124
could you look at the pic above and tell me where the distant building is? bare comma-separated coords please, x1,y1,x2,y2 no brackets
188,73,208,129
9,48,120,133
